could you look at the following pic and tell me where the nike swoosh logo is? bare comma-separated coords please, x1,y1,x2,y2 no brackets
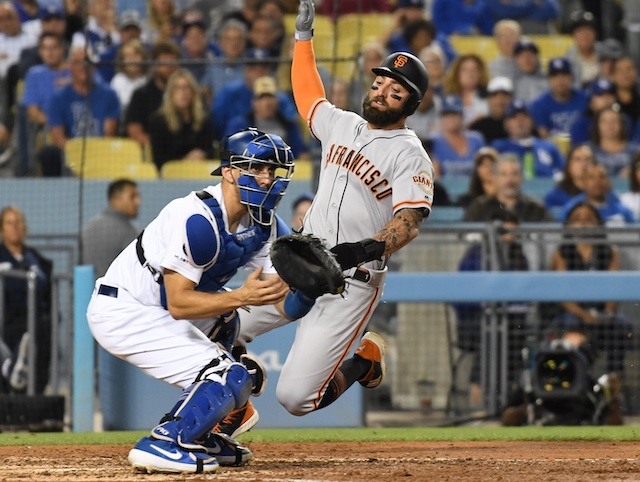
150,444,183,460
207,442,223,454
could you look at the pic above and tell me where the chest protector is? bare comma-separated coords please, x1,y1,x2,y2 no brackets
194,194,271,293
159,193,271,309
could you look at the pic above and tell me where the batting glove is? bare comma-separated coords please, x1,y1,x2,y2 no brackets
295,0,314,41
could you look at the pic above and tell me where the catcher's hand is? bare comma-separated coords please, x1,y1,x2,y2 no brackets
270,233,345,299
295,0,314,40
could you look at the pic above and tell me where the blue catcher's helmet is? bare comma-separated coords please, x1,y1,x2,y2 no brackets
212,128,295,226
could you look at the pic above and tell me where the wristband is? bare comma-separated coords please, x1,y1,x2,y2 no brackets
283,289,316,320
295,29,313,41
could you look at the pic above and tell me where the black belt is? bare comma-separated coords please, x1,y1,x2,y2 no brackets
352,268,371,283
136,231,164,284
98,284,118,298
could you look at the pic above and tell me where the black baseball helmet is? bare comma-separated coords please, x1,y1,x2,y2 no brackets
371,51,430,116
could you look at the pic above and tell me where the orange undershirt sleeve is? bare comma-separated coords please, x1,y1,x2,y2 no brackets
291,39,326,119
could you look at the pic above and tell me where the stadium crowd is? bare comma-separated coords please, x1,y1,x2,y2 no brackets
0,0,639,222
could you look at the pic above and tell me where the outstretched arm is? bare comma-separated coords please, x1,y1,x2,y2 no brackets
331,208,425,270
291,0,326,119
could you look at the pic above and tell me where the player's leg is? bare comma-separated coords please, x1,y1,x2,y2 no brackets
274,271,387,415
87,293,262,472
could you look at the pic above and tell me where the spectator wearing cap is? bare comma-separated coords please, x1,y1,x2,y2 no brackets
431,0,494,36
71,0,120,56
569,78,629,145
484,0,559,35
512,37,548,103
491,99,565,179
201,19,248,107
469,76,513,143
211,46,297,137
529,57,589,138
596,38,624,83
426,94,486,178
611,56,640,126
97,10,147,84
125,39,181,150
224,75,308,158
180,19,217,83
565,10,600,87
489,19,521,79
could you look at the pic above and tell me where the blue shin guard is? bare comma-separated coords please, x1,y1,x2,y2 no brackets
151,363,254,451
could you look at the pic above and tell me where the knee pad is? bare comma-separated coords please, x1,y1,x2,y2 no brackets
209,310,240,352
152,363,253,449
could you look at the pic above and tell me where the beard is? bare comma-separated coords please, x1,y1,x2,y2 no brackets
362,94,405,127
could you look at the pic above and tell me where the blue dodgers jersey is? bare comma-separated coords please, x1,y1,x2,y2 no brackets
529,90,588,136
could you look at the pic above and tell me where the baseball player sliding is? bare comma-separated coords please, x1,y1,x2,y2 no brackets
236,0,435,421
87,129,299,474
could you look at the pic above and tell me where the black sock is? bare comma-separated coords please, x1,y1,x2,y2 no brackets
317,355,370,409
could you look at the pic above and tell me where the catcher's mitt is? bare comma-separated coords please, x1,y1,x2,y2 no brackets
270,233,345,298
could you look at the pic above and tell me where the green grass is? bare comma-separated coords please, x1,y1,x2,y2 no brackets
1,426,639,446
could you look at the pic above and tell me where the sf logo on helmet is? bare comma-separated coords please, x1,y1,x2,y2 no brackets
394,55,408,68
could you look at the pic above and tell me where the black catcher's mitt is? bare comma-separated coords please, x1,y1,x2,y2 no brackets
270,233,345,298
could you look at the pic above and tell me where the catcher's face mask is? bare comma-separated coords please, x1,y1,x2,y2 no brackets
230,133,295,226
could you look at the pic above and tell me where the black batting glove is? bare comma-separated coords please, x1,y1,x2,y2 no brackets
330,238,385,270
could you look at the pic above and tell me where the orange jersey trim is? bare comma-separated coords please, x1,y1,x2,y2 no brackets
311,288,380,410
394,200,432,213
292,39,326,119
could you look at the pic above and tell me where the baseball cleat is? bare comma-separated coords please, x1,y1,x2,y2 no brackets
196,432,253,466
355,331,387,388
212,400,259,438
128,436,219,474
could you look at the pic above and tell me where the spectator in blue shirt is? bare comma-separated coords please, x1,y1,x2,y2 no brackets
589,105,640,178
179,19,218,83
211,47,297,139
38,47,120,176
492,99,565,179
559,163,635,225
201,19,248,107
529,57,589,138
21,32,70,129
484,0,559,35
431,0,494,36
427,94,486,177
380,0,456,63
570,79,621,146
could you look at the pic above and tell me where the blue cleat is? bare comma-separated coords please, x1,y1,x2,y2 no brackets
197,432,253,466
128,436,219,474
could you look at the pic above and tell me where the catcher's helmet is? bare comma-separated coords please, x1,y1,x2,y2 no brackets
371,51,429,116
214,128,295,226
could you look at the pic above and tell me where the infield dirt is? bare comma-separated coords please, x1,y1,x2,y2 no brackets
1,441,639,481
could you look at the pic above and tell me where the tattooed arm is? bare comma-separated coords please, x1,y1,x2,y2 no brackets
330,208,426,269
373,208,426,256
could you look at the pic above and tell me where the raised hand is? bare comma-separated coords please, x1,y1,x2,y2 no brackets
295,0,315,40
